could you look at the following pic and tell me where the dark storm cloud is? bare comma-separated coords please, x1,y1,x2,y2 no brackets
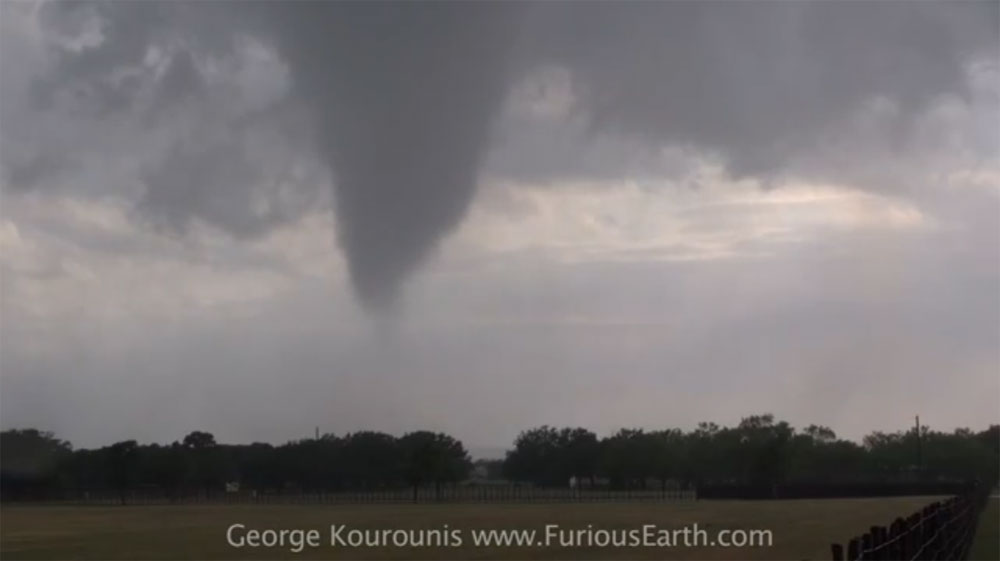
152,49,203,108
141,136,289,239
524,1,998,178
31,2,206,115
7,1,998,310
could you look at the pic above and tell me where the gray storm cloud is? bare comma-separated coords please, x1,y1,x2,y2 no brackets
5,1,998,311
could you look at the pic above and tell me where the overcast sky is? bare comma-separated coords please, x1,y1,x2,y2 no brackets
1,1,997,453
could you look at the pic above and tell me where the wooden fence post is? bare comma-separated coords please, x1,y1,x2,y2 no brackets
847,537,860,560
869,526,882,560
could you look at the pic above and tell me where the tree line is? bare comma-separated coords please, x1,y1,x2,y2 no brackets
502,416,998,490
1,415,997,502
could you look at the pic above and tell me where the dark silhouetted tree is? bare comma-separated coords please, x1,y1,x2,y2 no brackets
399,431,471,500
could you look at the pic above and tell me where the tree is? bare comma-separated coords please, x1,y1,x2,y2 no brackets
106,440,139,505
558,428,600,486
503,426,561,486
733,415,794,486
235,442,281,494
182,431,216,450
399,431,471,500
649,429,685,490
141,443,188,501
803,425,837,444
0,429,72,500
341,431,401,489
182,431,228,497
601,429,656,489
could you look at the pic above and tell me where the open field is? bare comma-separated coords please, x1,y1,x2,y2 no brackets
969,497,999,561
1,497,941,560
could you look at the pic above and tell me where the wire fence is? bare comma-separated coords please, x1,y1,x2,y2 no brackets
830,482,989,561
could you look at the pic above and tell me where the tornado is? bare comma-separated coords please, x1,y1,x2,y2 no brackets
270,3,523,312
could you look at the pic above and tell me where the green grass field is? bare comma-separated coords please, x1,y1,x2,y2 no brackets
969,497,999,561
0,497,943,560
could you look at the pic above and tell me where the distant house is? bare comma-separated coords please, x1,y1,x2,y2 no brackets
471,464,489,480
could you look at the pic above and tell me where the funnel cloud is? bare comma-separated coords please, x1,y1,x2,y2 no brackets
268,4,523,310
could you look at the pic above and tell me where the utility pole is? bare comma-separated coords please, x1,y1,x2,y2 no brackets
315,426,320,440
915,416,922,474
